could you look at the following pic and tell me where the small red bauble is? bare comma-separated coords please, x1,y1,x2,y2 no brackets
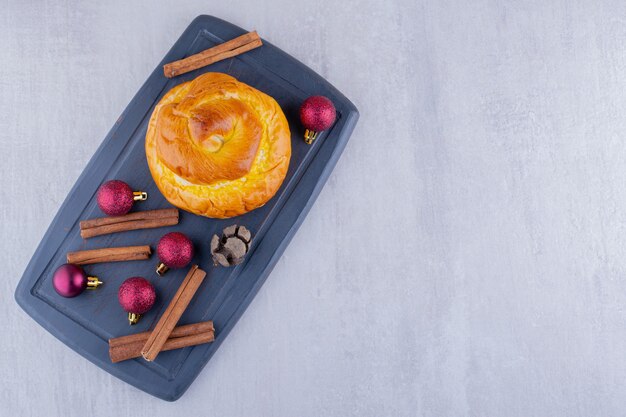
299,96,336,144
118,277,156,325
52,263,103,298
156,232,195,276
96,180,147,216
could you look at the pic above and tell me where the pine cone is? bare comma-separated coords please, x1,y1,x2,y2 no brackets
210,225,252,267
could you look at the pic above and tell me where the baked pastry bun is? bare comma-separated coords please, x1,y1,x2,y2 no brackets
146,72,291,218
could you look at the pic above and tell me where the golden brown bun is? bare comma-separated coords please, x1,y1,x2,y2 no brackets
146,73,291,218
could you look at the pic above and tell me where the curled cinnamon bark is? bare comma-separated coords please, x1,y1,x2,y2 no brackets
80,208,179,238
67,245,152,265
163,32,262,78
109,321,214,363
141,265,207,361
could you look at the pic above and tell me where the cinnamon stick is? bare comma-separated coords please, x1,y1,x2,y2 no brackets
141,265,207,361
67,245,152,265
163,31,262,78
80,208,179,238
109,321,214,363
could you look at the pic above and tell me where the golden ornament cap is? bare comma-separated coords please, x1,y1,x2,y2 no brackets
128,312,141,325
156,262,169,276
86,276,103,289
304,129,318,145
133,191,148,201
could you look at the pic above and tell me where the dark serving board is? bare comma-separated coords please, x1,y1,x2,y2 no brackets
14,15,358,401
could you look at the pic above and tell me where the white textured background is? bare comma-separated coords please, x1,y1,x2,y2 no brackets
3,1,626,416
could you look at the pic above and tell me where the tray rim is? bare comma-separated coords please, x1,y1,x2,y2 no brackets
14,14,359,401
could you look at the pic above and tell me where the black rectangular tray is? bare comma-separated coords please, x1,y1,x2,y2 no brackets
14,15,358,401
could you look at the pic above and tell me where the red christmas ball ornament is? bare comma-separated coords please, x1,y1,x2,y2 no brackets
52,263,103,298
299,95,336,144
156,232,195,276
118,277,156,325
96,180,147,216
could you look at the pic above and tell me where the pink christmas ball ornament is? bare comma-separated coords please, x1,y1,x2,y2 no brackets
52,264,103,298
96,180,147,216
155,232,195,276
118,277,156,325
299,96,337,144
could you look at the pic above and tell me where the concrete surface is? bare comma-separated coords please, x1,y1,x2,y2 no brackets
2,0,626,416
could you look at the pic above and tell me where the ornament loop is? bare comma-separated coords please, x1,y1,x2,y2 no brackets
304,129,318,145
133,191,148,201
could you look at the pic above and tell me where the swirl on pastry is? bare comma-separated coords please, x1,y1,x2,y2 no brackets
146,72,291,218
